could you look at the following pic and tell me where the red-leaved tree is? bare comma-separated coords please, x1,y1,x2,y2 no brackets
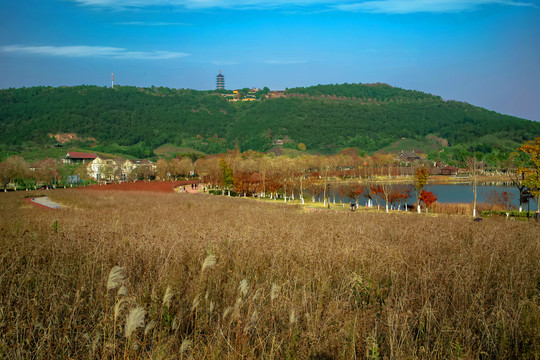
419,190,437,213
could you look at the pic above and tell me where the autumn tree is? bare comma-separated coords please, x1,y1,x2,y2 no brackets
156,159,170,180
484,190,515,211
466,157,480,217
73,162,90,183
0,161,9,191
331,153,354,179
169,158,181,180
0,156,29,191
419,190,437,213
233,157,256,196
295,155,312,204
380,183,394,212
352,184,365,206
264,157,281,199
273,156,294,202
219,158,234,195
413,167,429,213
320,158,331,207
337,183,350,207
35,158,60,187
362,179,374,207
506,153,528,212
195,157,221,187
131,164,153,181
101,161,116,182
305,180,324,203
392,184,412,210
369,185,384,210
178,158,194,179
256,156,272,198
113,157,125,182
374,153,396,177
516,137,540,212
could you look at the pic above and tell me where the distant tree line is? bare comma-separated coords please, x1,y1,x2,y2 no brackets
1,138,538,216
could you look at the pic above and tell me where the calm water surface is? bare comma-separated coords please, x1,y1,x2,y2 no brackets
327,184,537,211
426,184,537,211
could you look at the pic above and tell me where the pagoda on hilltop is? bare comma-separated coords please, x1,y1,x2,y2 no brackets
216,70,225,90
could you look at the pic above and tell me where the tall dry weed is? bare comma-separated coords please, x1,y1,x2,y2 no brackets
0,190,538,359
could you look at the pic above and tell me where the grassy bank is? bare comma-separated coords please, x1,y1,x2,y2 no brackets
1,190,539,358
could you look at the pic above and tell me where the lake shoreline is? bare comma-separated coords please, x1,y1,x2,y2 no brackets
328,174,513,186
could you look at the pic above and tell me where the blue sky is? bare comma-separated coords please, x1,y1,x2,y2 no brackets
1,0,539,120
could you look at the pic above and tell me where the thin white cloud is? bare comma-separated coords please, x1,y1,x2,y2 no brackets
0,45,190,60
71,0,537,12
117,21,190,26
260,59,307,64
72,0,333,9
210,60,239,65
336,0,537,13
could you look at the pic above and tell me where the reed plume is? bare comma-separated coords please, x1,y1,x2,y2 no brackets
144,320,156,336
107,266,124,290
201,255,216,272
162,286,174,308
270,283,280,302
238,279,248,297
118,285,128,296
180,339,191,353
125,307,146,338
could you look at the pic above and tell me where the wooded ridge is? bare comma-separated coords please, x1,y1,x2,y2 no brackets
1,83,538,160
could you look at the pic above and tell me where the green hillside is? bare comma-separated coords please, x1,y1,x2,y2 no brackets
1,84,538,161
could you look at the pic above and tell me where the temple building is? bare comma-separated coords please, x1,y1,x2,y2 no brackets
216,70,225,90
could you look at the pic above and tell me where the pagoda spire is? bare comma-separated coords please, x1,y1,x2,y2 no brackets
216,70,225,90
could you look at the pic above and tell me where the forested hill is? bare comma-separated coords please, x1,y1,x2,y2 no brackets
1,84,538,160
285,83,442,103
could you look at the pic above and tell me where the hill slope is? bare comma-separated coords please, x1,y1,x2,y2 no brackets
0,84,538,159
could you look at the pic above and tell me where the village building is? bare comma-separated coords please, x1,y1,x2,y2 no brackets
397,150,422,165
86,157,156,181
63,151,97,164
440,165,460,176
86,156,117,181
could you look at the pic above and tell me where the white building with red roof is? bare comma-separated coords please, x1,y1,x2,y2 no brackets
63,152,97,164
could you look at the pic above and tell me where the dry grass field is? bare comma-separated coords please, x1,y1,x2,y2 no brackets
1,189,539,359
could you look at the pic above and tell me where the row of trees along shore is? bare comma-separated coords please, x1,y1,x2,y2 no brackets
161,139,539,214
1,138,539,215
193,152,433,212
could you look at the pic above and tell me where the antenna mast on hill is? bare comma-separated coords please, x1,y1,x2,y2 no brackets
111,73,114,89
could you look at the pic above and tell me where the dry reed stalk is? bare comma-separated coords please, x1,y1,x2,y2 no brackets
0,190,538,359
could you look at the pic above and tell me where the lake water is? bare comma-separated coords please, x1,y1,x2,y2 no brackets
425,184,537,211
322,183,538,211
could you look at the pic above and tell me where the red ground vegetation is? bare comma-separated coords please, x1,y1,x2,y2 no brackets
81,180,195,193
